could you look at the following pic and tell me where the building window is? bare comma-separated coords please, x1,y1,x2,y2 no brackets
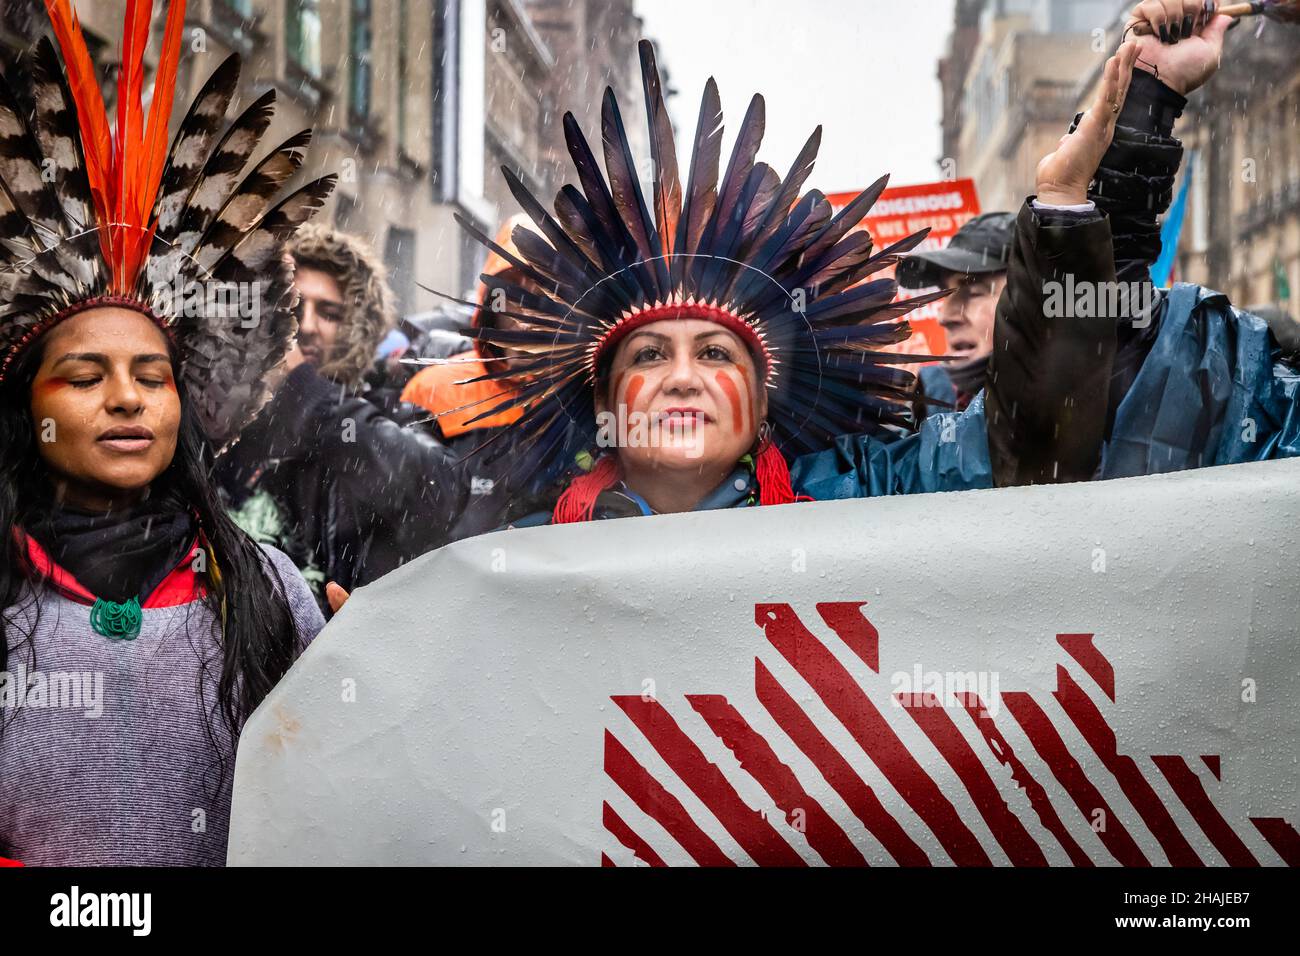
382,227,413,314
335,192,359,232
286,0,322,79
385,227,416,317
350,0,373,123
431,0,457,202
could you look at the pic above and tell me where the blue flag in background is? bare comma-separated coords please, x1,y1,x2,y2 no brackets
1151,152,1194,288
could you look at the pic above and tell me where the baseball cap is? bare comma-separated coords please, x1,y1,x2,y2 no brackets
896,211,1015,289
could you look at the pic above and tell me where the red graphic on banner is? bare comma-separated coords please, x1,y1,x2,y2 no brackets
602,604,1298,866
824,179,981,359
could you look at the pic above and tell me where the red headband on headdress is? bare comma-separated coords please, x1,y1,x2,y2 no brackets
588,299,773,379
0,296,172,384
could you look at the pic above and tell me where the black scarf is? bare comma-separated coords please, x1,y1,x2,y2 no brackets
26,488,198,604
947,355,990,405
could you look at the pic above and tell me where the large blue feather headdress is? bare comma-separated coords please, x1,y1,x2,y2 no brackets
447,39,948,485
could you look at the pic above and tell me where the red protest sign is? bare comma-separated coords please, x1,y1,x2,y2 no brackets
826,178,981,358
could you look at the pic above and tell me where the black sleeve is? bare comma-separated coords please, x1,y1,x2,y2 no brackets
222,365,465,590
1081,67,1187,284
215,363,345,502
316,383,466,589
985,200,1118,488
1076,69,1187,435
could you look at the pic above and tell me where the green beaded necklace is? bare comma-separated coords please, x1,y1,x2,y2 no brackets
89,596,143,641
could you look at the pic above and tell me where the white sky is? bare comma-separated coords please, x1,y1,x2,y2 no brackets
634,0,958,194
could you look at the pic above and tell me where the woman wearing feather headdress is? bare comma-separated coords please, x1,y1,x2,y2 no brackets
0,0,335,865
438,40,1084,529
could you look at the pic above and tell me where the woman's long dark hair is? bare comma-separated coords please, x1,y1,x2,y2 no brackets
0,327,302,747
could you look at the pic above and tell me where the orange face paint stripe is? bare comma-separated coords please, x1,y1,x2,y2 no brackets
715,370,746,436
33,377,70,398
739,363,760,434
624,373,645,414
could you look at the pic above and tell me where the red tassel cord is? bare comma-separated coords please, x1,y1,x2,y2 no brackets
755,440,813,507
552,455,623,524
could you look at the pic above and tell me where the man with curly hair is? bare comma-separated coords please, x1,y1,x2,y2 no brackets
218,225,456,614
286,224,399,389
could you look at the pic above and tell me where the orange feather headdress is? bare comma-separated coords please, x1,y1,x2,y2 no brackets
45,0,187,293
0,0,337,449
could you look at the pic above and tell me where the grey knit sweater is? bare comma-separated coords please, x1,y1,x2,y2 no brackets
0,545,324,866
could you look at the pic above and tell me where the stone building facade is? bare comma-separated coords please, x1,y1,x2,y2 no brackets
0,0,658,318
939,0,1298,314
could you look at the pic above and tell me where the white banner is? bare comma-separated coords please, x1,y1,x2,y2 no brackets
228,458,1300,866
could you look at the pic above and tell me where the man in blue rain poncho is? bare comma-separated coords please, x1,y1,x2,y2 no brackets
985,0,1300,489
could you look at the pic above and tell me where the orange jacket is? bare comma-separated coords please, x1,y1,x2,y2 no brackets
400,350,522,438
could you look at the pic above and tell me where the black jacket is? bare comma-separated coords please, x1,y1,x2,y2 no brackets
217,364,458,611
1086,69,1186,422
436,429,526,541
434,417,591,541
986,69,1186,488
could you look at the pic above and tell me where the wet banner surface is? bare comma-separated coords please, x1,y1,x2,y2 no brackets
229,459,1300,866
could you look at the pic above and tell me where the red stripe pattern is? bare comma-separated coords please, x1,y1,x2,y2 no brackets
898,692,1048,866
687,694,866,867
603,802,667,867
600,601,1299,867
755,659,930,865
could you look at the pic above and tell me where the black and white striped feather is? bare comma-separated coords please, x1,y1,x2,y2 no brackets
0,49,334,450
